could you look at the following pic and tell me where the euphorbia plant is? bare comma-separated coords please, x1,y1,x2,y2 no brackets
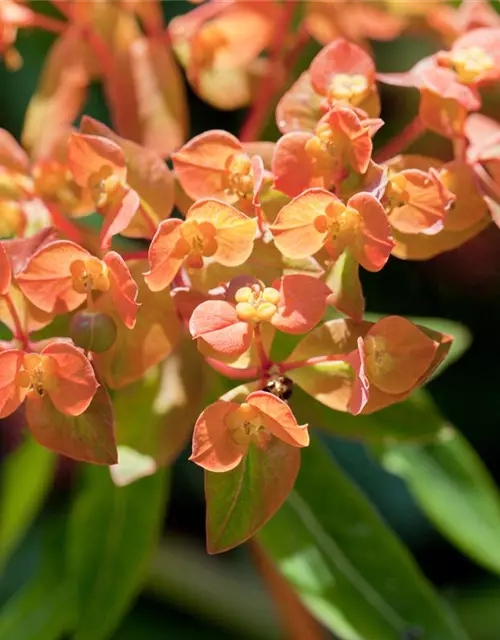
2,2,500,639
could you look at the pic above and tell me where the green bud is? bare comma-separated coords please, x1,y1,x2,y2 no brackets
69,311,118,354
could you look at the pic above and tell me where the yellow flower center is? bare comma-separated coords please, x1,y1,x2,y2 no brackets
364,335,394,382
15,353,56,397
449,46,494,84
70,257,110,294
224,402,271,447
225,153,254,200
88,165,123,209
0,200,23,238
173,219,218,270
385,173,409,209
234,284,280,323
327,73,369,106
314,200,361,253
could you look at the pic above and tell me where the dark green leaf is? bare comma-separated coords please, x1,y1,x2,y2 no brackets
68,465,169,640
0,437,55,567
205,440,300,554
0,517,73,640
376,429,500,576
258,437,467,640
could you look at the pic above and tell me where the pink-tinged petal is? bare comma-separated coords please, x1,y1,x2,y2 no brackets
251,155,265,208
310,38,375,96
0,243,12,295
346,338,369,415
100,185,141,251
0,349,26,418
366,316,438,395
348,192,394,272
247,391,309,447
189,300,253,357
3,228,59,276
67,132,127,187
172,129,242,200
270,188,334,259
376,70,419,88
187,199,257,266
465,113,500,163
275,71,323,135
322,107,373,174
272,131,319,197
104,252,140,329
271,274,330,334
190,401,245,472
16,240,90,313
42,342,98,416
144,218,184,292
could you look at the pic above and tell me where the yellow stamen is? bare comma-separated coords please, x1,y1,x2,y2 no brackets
224,403,270,447
234,284,280,323
449,46,494,84
328,73,369,106
70,257,110,294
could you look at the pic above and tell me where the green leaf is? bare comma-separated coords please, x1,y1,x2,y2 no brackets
111,340,206,485
258,437,467,640
326,250,365,322
375,428,500,577
205,440,300,554
26,385,117,465
0,437,55,568
68,465,169,640
0,517,73,640
291,386,446,443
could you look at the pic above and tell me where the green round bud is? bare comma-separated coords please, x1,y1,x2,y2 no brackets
69,311,118,354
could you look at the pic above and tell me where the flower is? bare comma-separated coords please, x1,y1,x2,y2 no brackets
271,187,394,271
189,275,331,357
190,390,309,472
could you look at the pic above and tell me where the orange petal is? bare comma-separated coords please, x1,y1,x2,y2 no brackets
247,391,309,447
188,199,257,266
366,316,438,395
99,185,141,250
270,188,334,259
16,240,90,313
438,161,489,232
42,342,99,416
172,129,243,200
271,274,330,334
80,115,176,226
272,131,323,197
0,349,26,418
0,128,30,174
323,107,373,174
190,400,245,472
189,300,253,357
348,192,394,272
0,242,12,295
144,218,184,292
104,252,140,329
68,132,127,187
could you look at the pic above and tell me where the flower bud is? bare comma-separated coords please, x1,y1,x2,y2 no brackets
69,311,118,353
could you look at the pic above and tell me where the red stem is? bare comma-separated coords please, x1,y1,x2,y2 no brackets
5,293,28,349
279,353,346,373
373,116,425,164
121,250,149,262
30,12,68,35
474,163,500,203
46,203,84,245
239,3,305,142
49,0,74,20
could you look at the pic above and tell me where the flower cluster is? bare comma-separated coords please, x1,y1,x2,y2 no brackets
1,0,499,551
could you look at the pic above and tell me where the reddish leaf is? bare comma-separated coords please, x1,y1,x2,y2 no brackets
271,274,331,334
26,384,117,465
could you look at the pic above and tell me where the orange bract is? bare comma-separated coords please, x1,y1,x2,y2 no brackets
271,188,394,271
190,391,308,472
16,240,139,328
145,198,257,292
0,341,98,419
